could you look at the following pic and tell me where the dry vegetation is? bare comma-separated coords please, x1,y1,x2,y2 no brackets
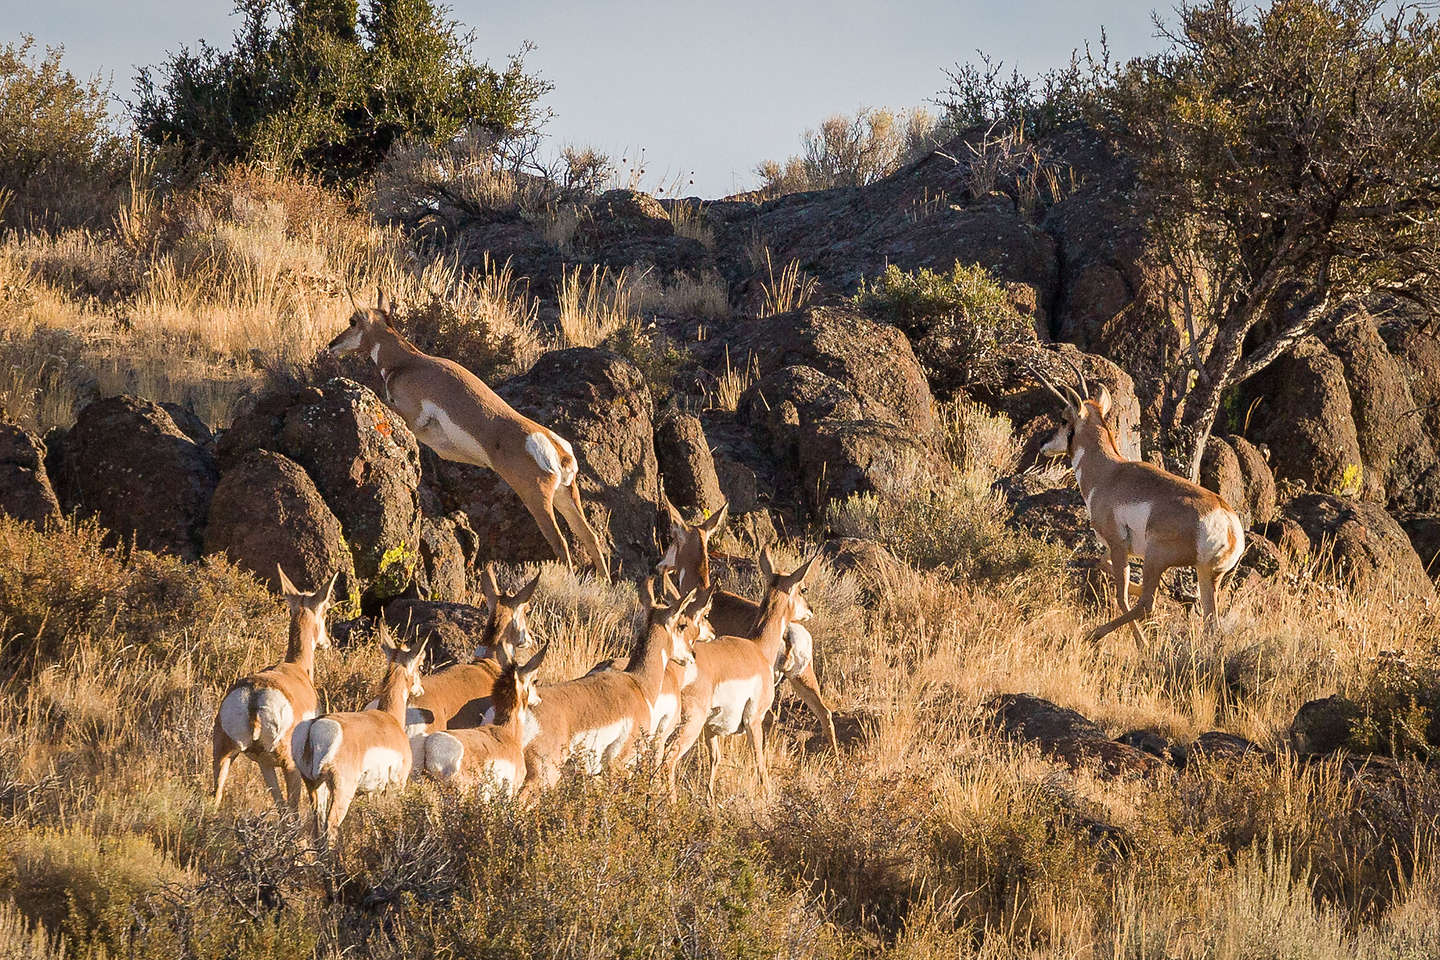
1,383,1438,957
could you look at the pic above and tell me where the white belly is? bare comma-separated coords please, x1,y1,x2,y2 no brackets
1112,501,1152,558
418,400,492,468
355,745,409,793
709,677,764,735
568,718,634,774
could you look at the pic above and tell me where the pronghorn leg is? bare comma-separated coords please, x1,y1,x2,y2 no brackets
1087,558,1165,644
258,760,287,810
746,721,772,796
1196,563,1222,629
514,476,574,569
553,480,610,580
787,662,839,755
1103,542,1145,645
324,783,356,849
664,699,708,801
212,724,238,808
284,768,305,812
704,731,723,801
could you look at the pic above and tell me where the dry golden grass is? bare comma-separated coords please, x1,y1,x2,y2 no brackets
759,249,819,316
556,264,638,348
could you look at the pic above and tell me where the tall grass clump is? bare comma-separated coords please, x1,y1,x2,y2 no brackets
557,264,637,347
755,106,945,196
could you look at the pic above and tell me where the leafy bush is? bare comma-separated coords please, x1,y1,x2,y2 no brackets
755,106,943,196
0,37,127,230
855,262,1035,396
133,0,551,182
1346,650,1440,758
938,45,1110,137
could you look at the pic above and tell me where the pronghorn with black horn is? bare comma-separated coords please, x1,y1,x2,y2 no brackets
377,565,541,738
418,641,547,799
326,290,609,578
212,566,338,811
520,580,696,793
291,627,428,846
658,501,838,754
664,549,818,801
1031,356,1245,643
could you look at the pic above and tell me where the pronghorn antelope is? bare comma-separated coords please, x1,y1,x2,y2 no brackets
586,580,716,765
326,291,609,578
658,502,839,754
419,642,547,798
212,567,338,811
520,581,695,792
663,550,818,801
1032,360,1245,643
292,629,428,845
375,565,540,738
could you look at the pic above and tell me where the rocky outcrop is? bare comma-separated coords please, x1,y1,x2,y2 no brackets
1400,514,1440,576
653,411,724,515
428,348,659,575
57,395,218,560
382,598,491,669
417,512,477,602
1281,493,1432,595
988,693,1163,779
797,420,933,513
204,449,356,601
1291,695,1363,755
1247,338,1363,498
1227,435,1277,525
0,422,60,527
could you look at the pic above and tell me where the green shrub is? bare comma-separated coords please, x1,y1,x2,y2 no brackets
854,262,1034,396
1346,650,1440,759
0,37,127,230
133,0,551,182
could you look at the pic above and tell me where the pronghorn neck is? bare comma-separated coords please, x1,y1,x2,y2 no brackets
624,622,672,703
749,588,792,663
489,668,527,737
285,610,322,677
374,664,412,726
1072,419,1124,504
365,326,421,381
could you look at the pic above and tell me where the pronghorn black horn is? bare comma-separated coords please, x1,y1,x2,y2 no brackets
1030,363,1079,410
1058,353,1091,402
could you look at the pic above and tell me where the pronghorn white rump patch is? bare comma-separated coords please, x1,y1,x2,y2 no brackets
709,676,765,734
1112,501,1152,558
568,718,634,773
355,745,410,793
552,434,578,485
218,687,256,749
1199,508,1244,570
525,431,563,477
295,717,343,781
779,623,815,679
422,732,465,780
251,688,294,753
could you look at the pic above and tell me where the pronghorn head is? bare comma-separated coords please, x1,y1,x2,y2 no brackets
758,548,819,624
656,499,728,594
474,564,541,661
1033,358,1114,462
492,640,547,721
276,565,340,649
326,287,397,357
380,625,429,698
642,574,699,670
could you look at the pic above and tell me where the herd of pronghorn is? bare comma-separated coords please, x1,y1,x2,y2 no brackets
212,294,1247,845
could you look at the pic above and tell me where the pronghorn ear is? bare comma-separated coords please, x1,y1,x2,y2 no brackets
376,287,391,316
663,496,686,539
666,588,697,629
520,642,548,677
480,564,500,605
789,550,821,588
758,548,775,582
659,567,680,601
700,502,728,535
638,576,657,610
275,564,301,598
512,569,541,607
1094,384,1112,419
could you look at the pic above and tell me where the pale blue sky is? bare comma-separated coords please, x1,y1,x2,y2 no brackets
2,0,1161,197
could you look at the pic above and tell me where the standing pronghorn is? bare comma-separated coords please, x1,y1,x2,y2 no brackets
586,580,716,765
326,291,609,578
419,642,547,798
212,567,338,811
292,629,428,845
664,550,818,801
658,502,839,754
520,582,695,792
1032,360,1245,643
380,565,540,737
